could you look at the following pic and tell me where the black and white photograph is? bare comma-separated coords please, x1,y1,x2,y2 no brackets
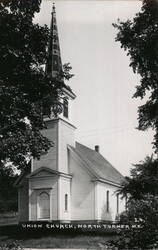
0,0,158,249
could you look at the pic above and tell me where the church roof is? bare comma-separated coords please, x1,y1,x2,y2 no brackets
70,142,125,186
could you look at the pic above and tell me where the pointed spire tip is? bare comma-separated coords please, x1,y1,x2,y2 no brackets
52,2,56,13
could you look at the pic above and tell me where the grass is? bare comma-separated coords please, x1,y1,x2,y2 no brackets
0,234,116,248
0,225,117,248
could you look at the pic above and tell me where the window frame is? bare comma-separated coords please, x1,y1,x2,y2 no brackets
116,193,119,214
37,191,50,220
106,190,109,213
65,193,68,212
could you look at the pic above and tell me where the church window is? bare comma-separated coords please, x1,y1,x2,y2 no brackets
63,98,68,118
53,39,58,44
106,190,109,212
116,194,119,214
53,44,58,50
53,24,56,28
53,49,58,55
39,192,50,219
65,194,68,211
53,30,57,36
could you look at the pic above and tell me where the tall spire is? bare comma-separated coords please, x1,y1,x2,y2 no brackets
45,3,62,77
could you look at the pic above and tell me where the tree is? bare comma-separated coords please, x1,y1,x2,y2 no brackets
110,1,158,248
113,0,158,150
120,156,158,200
0,165,18,212
107,157,158,249
111,196,158,249
117,158,158,249
0,0,72,171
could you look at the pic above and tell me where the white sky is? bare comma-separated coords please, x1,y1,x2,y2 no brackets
35,0,153,176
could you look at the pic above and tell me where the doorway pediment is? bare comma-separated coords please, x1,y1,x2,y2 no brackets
27,167,60,179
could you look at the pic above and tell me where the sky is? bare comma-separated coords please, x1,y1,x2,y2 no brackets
35,0,154,176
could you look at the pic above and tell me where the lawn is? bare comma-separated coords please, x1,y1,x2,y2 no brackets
0,225,117,249
2,235,116,249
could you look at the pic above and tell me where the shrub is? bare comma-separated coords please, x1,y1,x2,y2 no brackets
0,241,23,250
107,195,158,249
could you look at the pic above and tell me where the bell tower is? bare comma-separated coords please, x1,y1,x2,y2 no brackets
45,3,76,120
33,3,76,174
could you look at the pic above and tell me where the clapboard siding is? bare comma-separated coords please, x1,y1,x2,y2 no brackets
96,182,125,221
69,152,95,221
33,120,58,172
58,119,75,173
33,119,75,174
58,177,71,221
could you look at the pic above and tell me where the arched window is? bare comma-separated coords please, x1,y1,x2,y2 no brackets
106,190,109,212
116,193,119,214
65,194,68,211
63,98,68,118
39,192,50,219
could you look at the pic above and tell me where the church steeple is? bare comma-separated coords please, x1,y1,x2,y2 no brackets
45,3,62,77
45,3,76,120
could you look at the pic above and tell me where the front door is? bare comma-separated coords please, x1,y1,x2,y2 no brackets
38,191,50,220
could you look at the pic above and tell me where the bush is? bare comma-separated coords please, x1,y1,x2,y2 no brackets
107,195,158,249
0,241,23,250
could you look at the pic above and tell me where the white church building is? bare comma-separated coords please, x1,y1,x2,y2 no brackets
15,4,125,223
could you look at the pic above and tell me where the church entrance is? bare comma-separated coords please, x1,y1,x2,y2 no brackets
38,191,50,220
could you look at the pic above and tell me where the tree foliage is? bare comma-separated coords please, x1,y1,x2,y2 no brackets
0,241,23,250
120,156,158,200
0,165,18,212
0,0,71,170
109,157,158,249
117,195,158,249
112,1,158,248
113,0,158,150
